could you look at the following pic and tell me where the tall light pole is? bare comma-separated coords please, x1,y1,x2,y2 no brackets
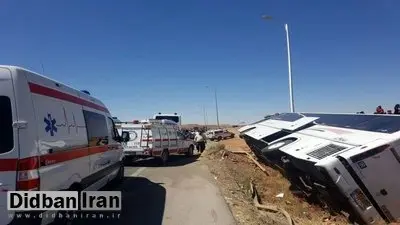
203,104,208,129
206,86,220,128
214,88,220,128
205,108,208,127
262,15,295,113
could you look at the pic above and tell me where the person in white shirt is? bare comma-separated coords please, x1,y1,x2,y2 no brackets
194,131,206,153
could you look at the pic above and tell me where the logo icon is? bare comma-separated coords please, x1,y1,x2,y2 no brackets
131,131,138,140
44,114,57,136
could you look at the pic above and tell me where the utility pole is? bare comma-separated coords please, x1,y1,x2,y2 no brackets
203,105,208,129
206,86,220,128
214,88,220,128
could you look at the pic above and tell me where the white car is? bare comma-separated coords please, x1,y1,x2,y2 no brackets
206,129,234,141
0,66,124,225
120,119,195,165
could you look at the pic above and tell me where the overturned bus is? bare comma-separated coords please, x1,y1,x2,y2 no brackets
239,113,400,224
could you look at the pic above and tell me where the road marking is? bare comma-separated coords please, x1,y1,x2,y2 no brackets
130,167,146,177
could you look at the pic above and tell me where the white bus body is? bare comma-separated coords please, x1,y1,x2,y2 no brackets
240,113,400,224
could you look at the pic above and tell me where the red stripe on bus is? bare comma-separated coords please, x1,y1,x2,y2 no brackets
29,82,109,113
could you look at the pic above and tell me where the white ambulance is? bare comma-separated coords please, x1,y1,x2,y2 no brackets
0,66,124,225
153,112,182,126
120,119,195,165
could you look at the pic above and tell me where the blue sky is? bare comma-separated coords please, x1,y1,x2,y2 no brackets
1,0,400,124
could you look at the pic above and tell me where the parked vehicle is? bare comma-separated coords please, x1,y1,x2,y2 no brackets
120,119,195,165
153,112,182,126
206,129,234,141
0,66,124,225
240,112,400,225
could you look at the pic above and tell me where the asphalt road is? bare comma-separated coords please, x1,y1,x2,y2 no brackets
74,154,236,225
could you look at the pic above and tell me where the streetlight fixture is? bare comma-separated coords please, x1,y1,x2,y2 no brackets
262,15,295,113
206,86,220,128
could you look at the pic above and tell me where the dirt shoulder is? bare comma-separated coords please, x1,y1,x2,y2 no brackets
200,138,350,225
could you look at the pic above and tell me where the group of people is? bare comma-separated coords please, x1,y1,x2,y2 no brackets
181,128,208,153
374,104,400,114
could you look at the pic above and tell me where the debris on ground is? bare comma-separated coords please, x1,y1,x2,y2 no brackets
250,181,295,225
276,193,284,198
202,139,350,225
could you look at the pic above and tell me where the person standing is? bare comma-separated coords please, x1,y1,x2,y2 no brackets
394,104,400,114
194,131,206,153
375,105,385,114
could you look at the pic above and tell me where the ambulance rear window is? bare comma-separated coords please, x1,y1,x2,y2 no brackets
0,96,13,153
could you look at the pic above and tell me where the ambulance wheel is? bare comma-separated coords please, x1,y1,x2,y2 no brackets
186,145,194,157
124,156,134,165
217,136,222,141
112,163,125,184
159,150,169,166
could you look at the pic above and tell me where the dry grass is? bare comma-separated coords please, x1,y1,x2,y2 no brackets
220,137,252,152
203,137,350,225
204,142,226,155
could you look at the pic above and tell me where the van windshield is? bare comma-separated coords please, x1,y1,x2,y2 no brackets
0,96,13,153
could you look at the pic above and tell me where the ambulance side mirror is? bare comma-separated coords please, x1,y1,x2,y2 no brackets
121,131,130,142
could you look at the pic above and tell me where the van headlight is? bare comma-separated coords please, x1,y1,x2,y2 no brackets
350,188,372,211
